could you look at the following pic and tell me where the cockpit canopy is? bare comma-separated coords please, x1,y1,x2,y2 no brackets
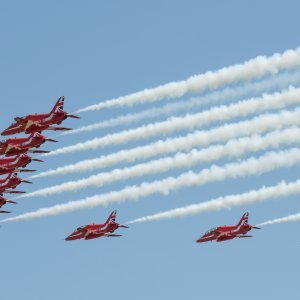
205,227,217,235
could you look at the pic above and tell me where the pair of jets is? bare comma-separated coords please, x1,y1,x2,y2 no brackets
66,211,260,243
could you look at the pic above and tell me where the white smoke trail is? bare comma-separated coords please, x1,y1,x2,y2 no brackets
258,213,300,226
76,47,300,112
4,148,300,222
32,108,300,178
62,70,300,136
128,180,300,224
45,88,300,157
23,127,300,198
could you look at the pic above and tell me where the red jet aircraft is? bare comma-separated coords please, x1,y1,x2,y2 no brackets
196,212,261,243
1,96,80,136
65,211,128,241
0,154,42,175
0,132,57,156
0,173,32,194
0,194,17,213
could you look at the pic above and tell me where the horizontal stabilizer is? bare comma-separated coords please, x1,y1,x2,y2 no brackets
21,179,33,184
119,225,129,228
48,126,72,131
6,200,17,204
45,138,58,143
105,234,122,237
19,169,37,173
67,114,80,119
252,226,261,229
29,150,50,154
31,158,44,162
239,235,253,238
0,210,11,213
4,190,26,194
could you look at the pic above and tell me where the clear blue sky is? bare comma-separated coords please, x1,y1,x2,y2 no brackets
0,1,299,299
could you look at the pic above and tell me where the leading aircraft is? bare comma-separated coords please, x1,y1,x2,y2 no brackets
0,132,56,156
65,210,128,241
1,96,80,136
0,194,17,213
0,173,32,194
196,212,261,243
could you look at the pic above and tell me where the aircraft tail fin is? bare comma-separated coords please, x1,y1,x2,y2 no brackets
105,210,117,225
236,212,249,227
50,96,65,114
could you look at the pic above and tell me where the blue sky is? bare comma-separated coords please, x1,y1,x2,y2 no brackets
0,1,300,299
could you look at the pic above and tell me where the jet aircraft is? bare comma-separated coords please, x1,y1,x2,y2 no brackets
1,96,80,136
0,173,32,194
196,212,261,243
0,132,56,156
65,210,128,241
0,194,17,213
0,154,42,175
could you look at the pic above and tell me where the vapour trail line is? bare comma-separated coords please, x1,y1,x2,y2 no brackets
258,213,300,226
62,70,300,136
77,47,300,112
45,87,300,157
127,180,300,224
31,108,300,179
22,127,300,198
5,147,300,222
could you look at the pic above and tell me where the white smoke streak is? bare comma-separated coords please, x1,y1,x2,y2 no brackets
258,212,300,226
62,70,300,136
32,108,300,178
128,180,300,223
76,47,300,112
23,127,300,198
5,148,300,222
45,88,300,157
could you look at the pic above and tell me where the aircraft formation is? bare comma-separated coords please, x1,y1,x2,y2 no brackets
0,97,79,213
0,97,261,243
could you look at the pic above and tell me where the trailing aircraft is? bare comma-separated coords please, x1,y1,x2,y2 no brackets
0,132,56,156
0,154,42,175
196,212,261,243
65,211,128,241
0,194,17,213
0,173,32,194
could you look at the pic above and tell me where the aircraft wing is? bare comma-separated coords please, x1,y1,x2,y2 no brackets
216,232,231,240
6,144,21,153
